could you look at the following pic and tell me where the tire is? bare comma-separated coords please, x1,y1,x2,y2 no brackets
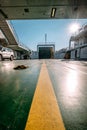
0,54,3,61
10,55,14,61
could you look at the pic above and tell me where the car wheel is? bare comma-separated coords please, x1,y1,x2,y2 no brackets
10,56,14,61
0,55,3,61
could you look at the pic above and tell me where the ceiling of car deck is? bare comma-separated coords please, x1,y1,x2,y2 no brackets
0,0,87,20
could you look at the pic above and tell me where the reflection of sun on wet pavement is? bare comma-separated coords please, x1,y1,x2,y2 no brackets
1,62,15,74
65,70,78,96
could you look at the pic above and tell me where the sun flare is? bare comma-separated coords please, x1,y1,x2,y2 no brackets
69,23,80,33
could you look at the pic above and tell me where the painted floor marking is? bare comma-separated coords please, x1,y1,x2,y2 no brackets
25,62,65,130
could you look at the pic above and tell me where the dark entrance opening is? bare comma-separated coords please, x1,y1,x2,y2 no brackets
39,47,52,59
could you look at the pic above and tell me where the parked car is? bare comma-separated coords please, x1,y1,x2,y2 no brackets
0,46,14,61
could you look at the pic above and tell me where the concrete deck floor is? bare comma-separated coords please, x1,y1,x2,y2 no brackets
0,59,87,130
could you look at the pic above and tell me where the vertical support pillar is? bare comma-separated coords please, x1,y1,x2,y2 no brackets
69,40,71,50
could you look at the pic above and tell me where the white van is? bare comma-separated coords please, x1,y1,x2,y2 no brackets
0,46,14,61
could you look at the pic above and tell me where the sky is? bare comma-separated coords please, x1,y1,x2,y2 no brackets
11,19,87,51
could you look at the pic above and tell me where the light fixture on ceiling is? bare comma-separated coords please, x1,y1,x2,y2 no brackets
51,8,56,18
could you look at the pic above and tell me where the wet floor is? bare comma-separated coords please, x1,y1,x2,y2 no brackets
0,60,42,130
0,59,87,130
46,60,87,130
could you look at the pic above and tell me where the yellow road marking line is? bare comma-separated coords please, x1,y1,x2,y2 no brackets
25,62,65,130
